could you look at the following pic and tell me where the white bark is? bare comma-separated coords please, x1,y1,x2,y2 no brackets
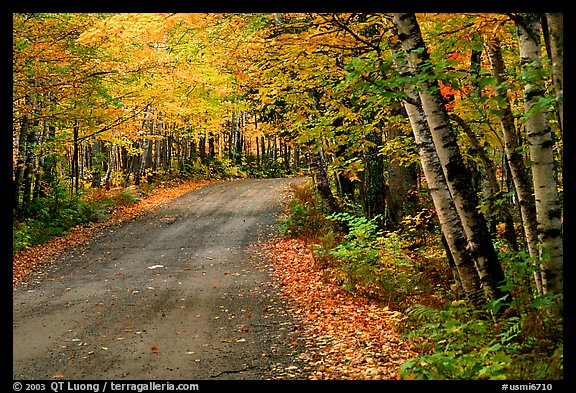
546,13,563,134
485,38,543,294
393,13,507,304
516,13,563,296
388,34,483,306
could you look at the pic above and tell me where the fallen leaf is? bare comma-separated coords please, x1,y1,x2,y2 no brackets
263,238,419,380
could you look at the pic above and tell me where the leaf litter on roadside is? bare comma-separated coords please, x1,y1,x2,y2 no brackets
262,237,418,380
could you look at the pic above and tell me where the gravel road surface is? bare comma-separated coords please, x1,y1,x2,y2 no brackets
13,178,311,380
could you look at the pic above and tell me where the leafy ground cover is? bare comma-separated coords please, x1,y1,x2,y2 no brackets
263,237,418,379
267,180,563,380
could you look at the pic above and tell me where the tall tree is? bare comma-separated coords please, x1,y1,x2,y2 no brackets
392,13,508,305
484,37,543,294
388,30,484,307
514,13,563,299
544,13,563,135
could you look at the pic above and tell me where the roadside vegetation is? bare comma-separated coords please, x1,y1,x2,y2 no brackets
277,180,563,380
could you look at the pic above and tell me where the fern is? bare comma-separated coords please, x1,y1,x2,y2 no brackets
498,316,521,344
405,303,440,323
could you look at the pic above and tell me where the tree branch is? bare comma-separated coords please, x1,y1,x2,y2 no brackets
74,102,154,143
326,13,382,55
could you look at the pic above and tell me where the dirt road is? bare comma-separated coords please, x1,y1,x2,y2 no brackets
13,178,310,380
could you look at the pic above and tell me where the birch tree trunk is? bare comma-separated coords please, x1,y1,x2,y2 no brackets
393,13,508,305
485,38,543,294
388,36,484,307
450,113,518,251
545,13,563,135
104,132,118,188
516,13,563,297
91,139,102,188
136,104,154,185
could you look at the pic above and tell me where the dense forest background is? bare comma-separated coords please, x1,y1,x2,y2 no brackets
13,13,563,380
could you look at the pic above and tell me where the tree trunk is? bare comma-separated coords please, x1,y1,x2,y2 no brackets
91,139,103,188
260,136,266,166
198,136,206,160
14,104,30,216
294,146,301,171
393,13,508,305
40,123,57,197
451,113,518,251
307,146,339,214
104,134,118,188
136,105,154,185
403,93,484,307
72,124,80,195
208,134,215,158
516,13,563,298
545,13,563,135
385,125,417,230
21,114,40,215
363,128,386,227
388,36,484,307
33,119,49,203
233,112,242,163
153,112,163,171
485,38,543,294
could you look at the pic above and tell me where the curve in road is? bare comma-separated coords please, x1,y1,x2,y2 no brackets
13,177,309,380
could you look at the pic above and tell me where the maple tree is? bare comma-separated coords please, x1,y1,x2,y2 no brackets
250,12,562,305
13,13,298,218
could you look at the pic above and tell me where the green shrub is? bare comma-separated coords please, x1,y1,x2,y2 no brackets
321,212,415,303
400,301,513,380
13,219,33,251
13,185,144,253
278,181,334,240
399,252,564,381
